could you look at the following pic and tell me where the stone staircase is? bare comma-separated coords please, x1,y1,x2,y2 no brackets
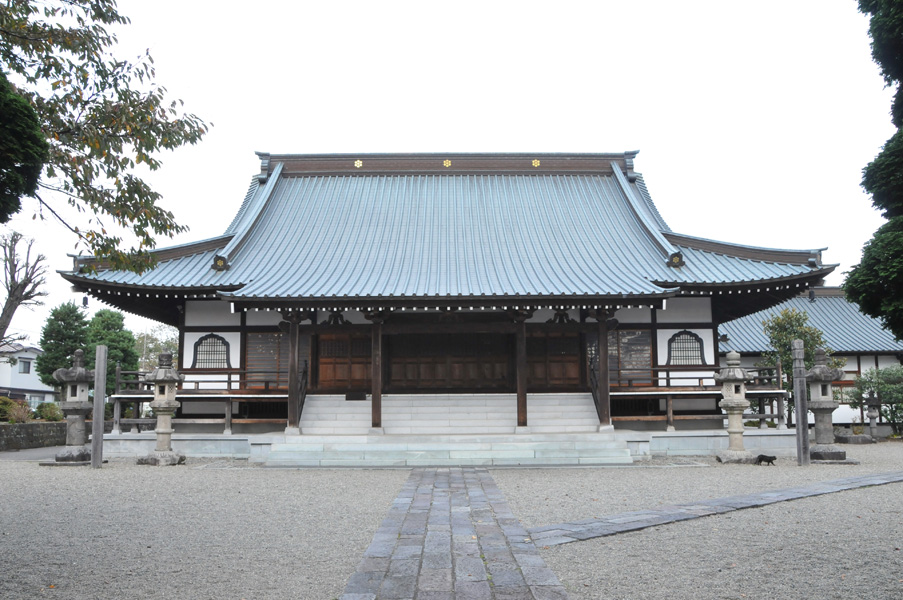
263,393,632,466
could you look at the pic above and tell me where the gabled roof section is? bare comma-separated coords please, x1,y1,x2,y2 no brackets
61,152,835,319
720,288,903,354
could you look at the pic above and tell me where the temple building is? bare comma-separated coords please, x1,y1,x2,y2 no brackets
62,152,834,459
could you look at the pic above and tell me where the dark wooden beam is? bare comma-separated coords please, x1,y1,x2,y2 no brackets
366,311,387,429
509,309,534,427
280,310,311,430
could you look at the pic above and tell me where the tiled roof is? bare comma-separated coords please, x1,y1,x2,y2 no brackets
719,288,903,354
64,153,833,311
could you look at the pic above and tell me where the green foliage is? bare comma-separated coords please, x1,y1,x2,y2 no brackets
0,397,32,423
847,365,903,436
859,0,903,127
844,217,903,340
35,302,88,387
758,308,836,384
0,70,48,221
861,129,903,218
34,401,62,421
757,308,843,423
86,308,137,396
134,324,179,370
849,2,903,339
0,1,208,272
0,395,16,420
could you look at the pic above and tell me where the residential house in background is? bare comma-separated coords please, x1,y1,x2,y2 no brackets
0,343,58,408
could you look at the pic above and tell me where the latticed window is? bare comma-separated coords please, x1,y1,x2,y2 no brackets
667,331,704,366
191,334,231,369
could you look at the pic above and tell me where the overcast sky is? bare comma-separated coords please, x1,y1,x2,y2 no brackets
2,0,895,343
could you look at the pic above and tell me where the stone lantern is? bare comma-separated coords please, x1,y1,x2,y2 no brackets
806,348,846,461
137,353,185,466
51,350,95,463
714,351,753,463
866,391,881,440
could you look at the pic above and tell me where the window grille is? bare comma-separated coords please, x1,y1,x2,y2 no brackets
667,331,705,365
191,334,231,369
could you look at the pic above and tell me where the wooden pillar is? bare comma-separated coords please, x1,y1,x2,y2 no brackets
596,315,612,427
516,317,528,427
666,395,674,431
371,318,383,429
280,310,306,432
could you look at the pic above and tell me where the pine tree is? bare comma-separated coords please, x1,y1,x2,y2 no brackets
35,302,88,387
86,309,138,396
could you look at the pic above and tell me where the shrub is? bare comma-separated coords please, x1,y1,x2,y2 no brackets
6,402,33,423
35,402,63,422
0,396,18,421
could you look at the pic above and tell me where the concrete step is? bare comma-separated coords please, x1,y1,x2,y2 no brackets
261,429,632,467
299,393,601,436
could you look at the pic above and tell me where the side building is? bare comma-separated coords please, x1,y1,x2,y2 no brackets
719,286,903,422
61,152,834,436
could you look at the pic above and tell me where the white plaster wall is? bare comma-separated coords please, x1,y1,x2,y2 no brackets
613,306,652,324
246,310,282,326
656,297,712,323
182,331,242,371
877,354,902,369
185,300,240,327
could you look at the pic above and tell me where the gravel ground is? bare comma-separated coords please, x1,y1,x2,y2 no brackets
0,460,408,600
491,442,903,600
1,443,900,600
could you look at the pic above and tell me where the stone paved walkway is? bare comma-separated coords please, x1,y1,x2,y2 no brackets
527,470,903,547
340,467,569,600
341,468,903,599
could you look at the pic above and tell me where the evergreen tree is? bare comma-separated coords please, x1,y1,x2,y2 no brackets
35,302,88,387
0,70,47,221
86,309,138,396
846,1,903,339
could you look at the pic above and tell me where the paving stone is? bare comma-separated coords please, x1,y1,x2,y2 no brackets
388,559,420,577
379,575,418,599
454,580,492,599
417,567,453,592
521,566,561,586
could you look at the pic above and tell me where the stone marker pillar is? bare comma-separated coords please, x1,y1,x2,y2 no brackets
792,340,810,466
51,350,95,463
137,353,185,466
866,391,881,440
714,351,753,463
806,348,846,461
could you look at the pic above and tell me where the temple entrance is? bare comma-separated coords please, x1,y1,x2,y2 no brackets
388,333,511,391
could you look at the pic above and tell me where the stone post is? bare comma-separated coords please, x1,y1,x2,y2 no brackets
866,391,881,440
792,340,810,466
137,353,185,466
806,348,846,461
50,350,95,463
714,351,753,463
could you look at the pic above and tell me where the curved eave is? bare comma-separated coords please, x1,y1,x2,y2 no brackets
62,273,243,326
70,234,234,272
659,266,836,324
663,231,826,265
